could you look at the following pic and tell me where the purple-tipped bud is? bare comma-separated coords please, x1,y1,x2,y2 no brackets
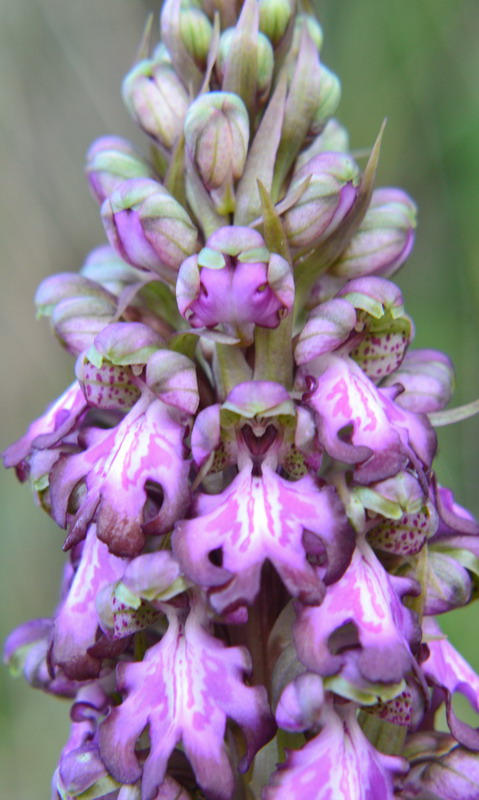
92,321,164,366
332,187,417,278
283,152,360,249
383,349,455,413
184,91,249,213
258,0,293,46
146,350,199,414
176,226,294,343
80,245,145,297
295,119,350,172
179,6,213,66
85,136,152,205
35,274,117,355
101,178,199,281
122,59,189,149
217,28,274,105
309,65,342,135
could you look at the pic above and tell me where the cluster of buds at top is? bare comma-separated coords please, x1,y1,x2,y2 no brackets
4,2,479,800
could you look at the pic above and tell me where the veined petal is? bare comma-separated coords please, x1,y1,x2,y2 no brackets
99,598,275,800
423,617,479,749
3,382,86,479
52,525,125,679
302,355,436,484
50,392,191,556
264,704,406,800
173,462,354,612
294,537,419,685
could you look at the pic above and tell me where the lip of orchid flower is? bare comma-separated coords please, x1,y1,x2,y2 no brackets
422,617,479,751
264,701,407,800
49,389,193,557
294,536,420,688
173,458,354,614
50,524,126,680
299,353,436,484
2,381,87,480
99,595,276,800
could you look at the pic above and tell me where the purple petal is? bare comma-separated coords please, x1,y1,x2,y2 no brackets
264,703,406,799
99,598,275,800
173,463,353,612
3,382,86,477
52,525,125,679
50,392,191,556
302,355,436,484
294,537,419,684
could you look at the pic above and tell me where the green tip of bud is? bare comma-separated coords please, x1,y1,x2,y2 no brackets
293,13,324,54
258,0,293,46
310,65,342,135
218,28,274,101
180,7,213,66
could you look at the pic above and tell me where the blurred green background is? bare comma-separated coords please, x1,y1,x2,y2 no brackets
1,0,479,796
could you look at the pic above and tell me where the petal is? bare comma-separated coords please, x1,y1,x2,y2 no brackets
295,537,419,685
52,525,125,679
99,598,275,800
50,393,191,556
264,704,406,800
173,463,354,612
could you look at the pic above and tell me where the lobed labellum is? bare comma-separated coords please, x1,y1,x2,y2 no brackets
50,393,191,557
51,525,125,680
173,461,354,613
99,599,275,800
264,704,407,800
294,537,419,686
303,354,436,484
2,381,87,479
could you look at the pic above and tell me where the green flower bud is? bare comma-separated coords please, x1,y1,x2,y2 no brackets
217,28,274,103
180,6,213,66
184,91,249,213
258,0,293,46
292,13,324,56
122,59,189,150
309,65,342,135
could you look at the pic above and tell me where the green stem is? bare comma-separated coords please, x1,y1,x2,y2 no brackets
253,316,294,388
215,343,251,396
358,712,407,756
428,398,479,426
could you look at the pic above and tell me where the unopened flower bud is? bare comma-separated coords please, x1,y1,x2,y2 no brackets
146,349,199,414
291,13,324,56
101,178,199,281
180,6,213,66
176,226,294,344
295,119,349,173
332,187,417,279
309,65,342,135
80,245,144,297
184,92,249,212
258,0,293,46
217,28,274,104
383,349,455,413
85,136,152,205
122,59,189,149
92,321,164,367
284,152,360,248
52,294,117,356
